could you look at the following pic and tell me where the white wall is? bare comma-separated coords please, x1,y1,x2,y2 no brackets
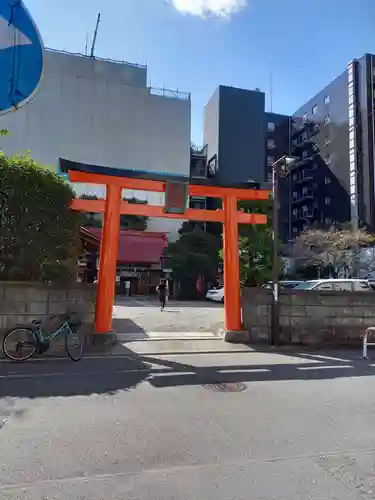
0,49,191,239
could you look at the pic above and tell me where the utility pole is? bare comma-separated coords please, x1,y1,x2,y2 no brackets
271,155,297,345
271,159,281,346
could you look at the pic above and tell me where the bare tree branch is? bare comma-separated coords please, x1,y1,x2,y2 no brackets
289,227,375,277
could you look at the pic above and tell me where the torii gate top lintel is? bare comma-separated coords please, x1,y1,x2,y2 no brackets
60,158,271,337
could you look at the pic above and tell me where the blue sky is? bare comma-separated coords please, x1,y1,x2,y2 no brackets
27,0,375,144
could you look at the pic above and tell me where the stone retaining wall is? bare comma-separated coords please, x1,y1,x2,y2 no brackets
241,287,375,345
0,282,96,334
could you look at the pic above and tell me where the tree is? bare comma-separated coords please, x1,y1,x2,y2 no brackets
234,198,278,286
79,195,149,231
166,226,219,299
120,197,149,231
289,227,375,278
80,194,103,228
0,152,82,282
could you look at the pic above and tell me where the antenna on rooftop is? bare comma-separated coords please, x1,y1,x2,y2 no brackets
90,13,101,58
269,71,273,113
85,32,88,56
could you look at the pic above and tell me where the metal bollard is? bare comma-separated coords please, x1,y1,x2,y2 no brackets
363,327,375,359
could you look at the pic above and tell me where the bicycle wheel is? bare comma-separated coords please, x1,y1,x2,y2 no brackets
65,328,83,361
3,328,37,361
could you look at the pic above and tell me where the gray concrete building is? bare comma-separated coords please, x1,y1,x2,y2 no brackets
0,48,191,240
203,85,266,184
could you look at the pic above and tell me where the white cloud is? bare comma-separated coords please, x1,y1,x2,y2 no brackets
171,0,248,18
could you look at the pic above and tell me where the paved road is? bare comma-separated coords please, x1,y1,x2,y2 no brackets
113,298,224,335
2,348,375,498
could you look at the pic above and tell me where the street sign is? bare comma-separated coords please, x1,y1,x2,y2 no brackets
0,0,44,115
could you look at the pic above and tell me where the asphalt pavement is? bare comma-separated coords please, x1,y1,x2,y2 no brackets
112,298,224,336
2,347,375,499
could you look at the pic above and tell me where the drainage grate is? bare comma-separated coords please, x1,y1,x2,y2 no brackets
202,382,247,392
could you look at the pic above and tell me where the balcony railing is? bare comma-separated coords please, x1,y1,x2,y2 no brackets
292,192,314,204
301,210,316,219
190,166,207,178
292,170,314,184
150,87,190,101
291,119,320,137
191,145,207,156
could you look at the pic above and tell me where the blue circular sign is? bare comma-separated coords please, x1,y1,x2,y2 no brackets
0,0,44,115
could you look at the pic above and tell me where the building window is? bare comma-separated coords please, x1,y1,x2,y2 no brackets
189,197,206,210
267,156,275,166
207,156,217,177
324,115,331,125
267,172,273,182
325,154,331,164
324,96,330,105
267,122,275,132
325,196,331,205
292,191,297,200
267,138,276,149
293,227,298,234
303,112,308,122
325,177,331,185
312,105,318,115
292,173,297,181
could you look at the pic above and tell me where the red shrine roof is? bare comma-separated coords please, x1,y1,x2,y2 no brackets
82,228,168,264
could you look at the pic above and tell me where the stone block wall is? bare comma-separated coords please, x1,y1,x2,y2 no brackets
241,287,375,345
0,282,96,334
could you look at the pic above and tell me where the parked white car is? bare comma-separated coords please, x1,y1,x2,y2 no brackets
262,280,305,290
206,285,224,302
293,279,372,291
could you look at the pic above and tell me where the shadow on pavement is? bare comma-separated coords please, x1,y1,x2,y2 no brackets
111,318,148,338
1,347,375,400
115,297,223,308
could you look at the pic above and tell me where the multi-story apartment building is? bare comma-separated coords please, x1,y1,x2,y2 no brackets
265,112,291,183
279,53,375,241
204,53,375,242
0,48,191,240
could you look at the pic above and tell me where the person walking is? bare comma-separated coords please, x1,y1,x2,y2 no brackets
156,278,168,311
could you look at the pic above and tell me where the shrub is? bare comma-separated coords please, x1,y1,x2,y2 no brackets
0,152,82,282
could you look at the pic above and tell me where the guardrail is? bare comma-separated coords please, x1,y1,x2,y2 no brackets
45,47,146,69
149,87,190,101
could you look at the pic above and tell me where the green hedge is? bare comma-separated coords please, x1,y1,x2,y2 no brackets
0,152,82,282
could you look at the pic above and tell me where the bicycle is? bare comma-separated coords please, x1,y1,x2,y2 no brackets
2,313,84,362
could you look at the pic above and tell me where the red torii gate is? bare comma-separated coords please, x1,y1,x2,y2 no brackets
61,159,270,339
